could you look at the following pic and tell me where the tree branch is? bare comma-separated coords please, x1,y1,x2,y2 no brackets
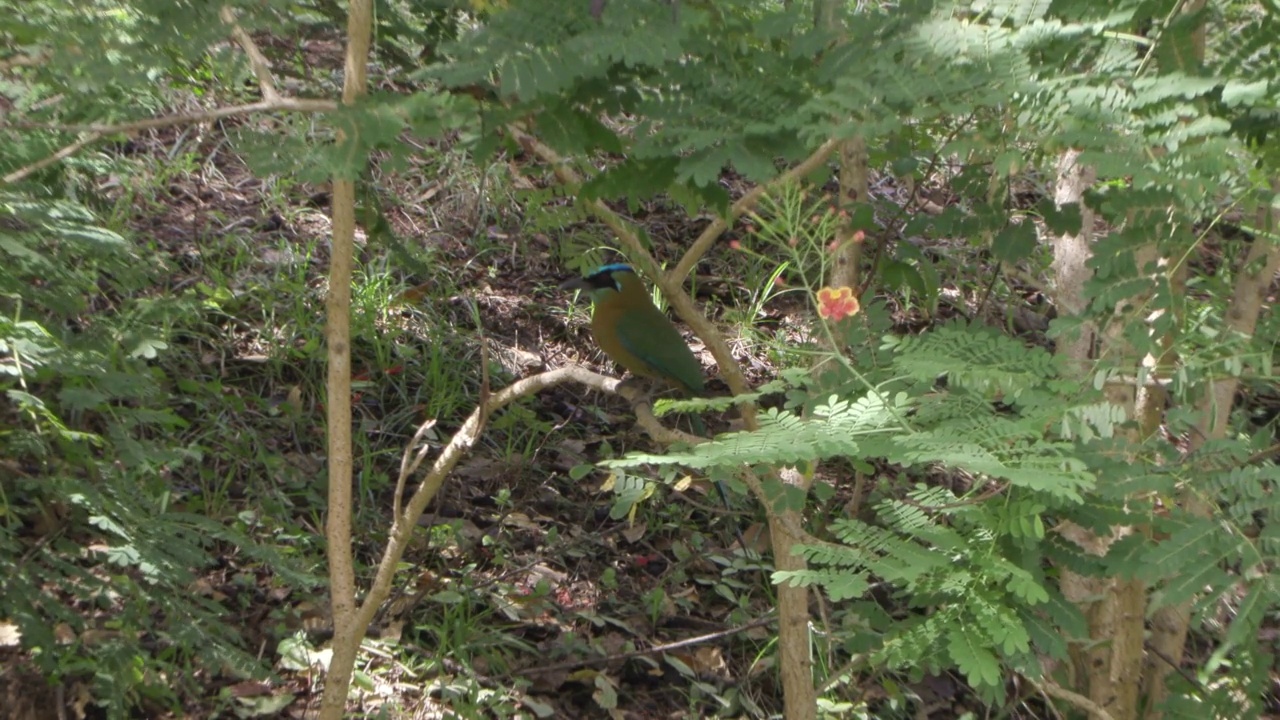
336,367,710,672
1030,677,1118,720
2,131,103,185
220,5,281,103
2,15,335,190
669,138,842,285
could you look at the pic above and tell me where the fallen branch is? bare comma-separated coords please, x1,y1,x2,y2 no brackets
514,615,775,676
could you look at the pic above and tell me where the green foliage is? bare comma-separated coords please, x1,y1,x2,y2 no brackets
0,191,321,714
6,0,1280,714
609,315,1102,698
438,1,1280,704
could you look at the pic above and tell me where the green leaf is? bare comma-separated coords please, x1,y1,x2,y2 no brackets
991,221,1037,264
947,625,1002,690
1037,198,1083,235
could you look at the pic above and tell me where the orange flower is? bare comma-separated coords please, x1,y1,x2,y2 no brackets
816,286,860,321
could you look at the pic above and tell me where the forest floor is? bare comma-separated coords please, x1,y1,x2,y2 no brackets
30,110,1006,720
10,43,1276,719
5,92,1274,712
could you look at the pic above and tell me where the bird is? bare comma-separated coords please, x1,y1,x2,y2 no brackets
560,263,705,397
562,263,744,545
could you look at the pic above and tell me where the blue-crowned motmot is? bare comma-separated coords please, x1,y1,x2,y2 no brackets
560,264,705,396
563,264,741,538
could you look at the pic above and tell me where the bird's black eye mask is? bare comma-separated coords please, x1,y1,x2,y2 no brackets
583,263,634,292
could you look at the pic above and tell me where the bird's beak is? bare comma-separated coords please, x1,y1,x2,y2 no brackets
559,277,592,292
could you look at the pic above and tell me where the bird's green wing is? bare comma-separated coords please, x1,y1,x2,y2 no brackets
615,309,705,394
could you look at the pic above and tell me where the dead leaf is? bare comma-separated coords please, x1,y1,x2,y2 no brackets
735,522,770,555
621,523,646,544
529,669,569,694
455,457,508,480
456,519,485,541
692,646,728,679
233,692,295,717
501,513,540,532
381,619,404,643
228,680,272,698
284,385,303,414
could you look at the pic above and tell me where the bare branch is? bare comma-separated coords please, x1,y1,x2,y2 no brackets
2,131,103,185
394,419,438,520
349,367,698,647
669,137,842,284
1030,677,1118,720
1,98,336,186
220,5,281,102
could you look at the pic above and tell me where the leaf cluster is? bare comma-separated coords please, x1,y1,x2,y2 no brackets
0,193,320,714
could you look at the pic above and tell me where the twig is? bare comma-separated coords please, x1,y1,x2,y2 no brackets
3,98,336,136
669,138,843,284
2,131,103,185
1145,642,1205,694
513,615,776,676
1,98,335,186
394,419,438,520
1027,677,1117,720
1245,442,1280,465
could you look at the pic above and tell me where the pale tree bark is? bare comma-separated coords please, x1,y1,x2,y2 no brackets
1048,149,1096,370
318,0,372,717
830,137,870,290
1049,148,1147,720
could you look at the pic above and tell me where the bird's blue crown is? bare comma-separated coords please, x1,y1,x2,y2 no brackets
590,263,635,277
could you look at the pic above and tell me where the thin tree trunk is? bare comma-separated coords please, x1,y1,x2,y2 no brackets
1049,148,1147,720
318,1,373,717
